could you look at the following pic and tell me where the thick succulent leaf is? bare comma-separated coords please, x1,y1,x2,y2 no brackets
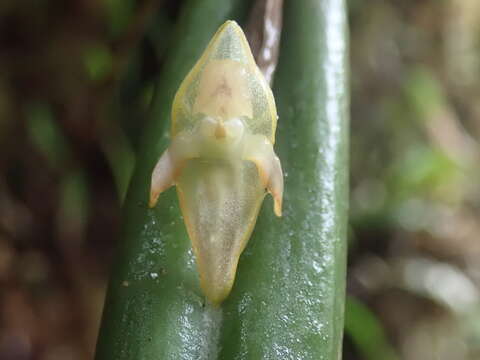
95,0,349,359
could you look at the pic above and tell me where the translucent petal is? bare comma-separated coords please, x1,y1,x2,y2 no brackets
171,21,277,143
176,159,264,304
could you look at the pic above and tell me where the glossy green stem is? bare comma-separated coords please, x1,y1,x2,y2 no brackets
95,0,349,358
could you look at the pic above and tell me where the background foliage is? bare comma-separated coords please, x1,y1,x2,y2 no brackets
0,0,479,359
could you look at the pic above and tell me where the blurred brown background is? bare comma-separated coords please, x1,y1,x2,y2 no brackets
1,0,480,359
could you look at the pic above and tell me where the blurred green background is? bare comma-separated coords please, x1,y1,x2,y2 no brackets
0,0,479,359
